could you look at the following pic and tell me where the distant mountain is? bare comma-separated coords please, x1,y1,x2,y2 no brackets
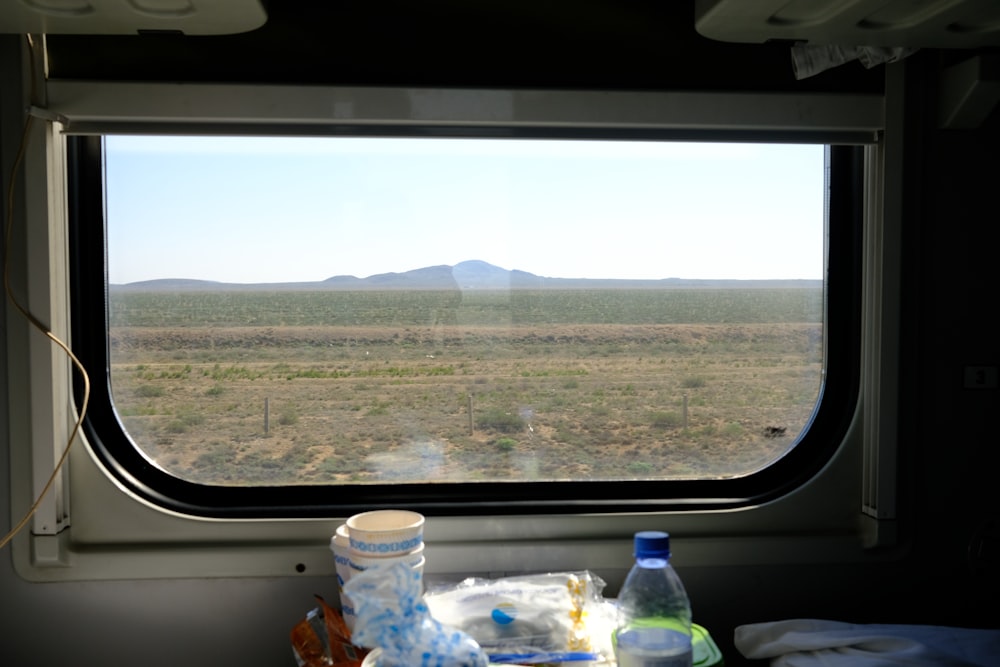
111,260,822,291
334,264,459,289
115,278,231,291
452,259,512,288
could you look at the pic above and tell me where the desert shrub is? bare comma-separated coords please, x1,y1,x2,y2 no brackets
365,402,390,417
627,461,654,475
278,407,299,426
650,411,682,429
166,410,205,433
192,442,235,469
495,437,517,452
477,408,524,433
723,422,744,436
165,420,188,434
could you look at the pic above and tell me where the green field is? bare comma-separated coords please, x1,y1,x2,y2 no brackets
108,288,824,486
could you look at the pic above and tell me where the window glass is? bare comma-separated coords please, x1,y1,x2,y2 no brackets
103,136,825,487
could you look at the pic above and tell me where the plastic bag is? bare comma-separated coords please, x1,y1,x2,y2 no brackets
343,560,488,667
423,571,607,658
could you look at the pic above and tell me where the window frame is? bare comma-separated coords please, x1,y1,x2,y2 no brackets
4,82,897,582
59,85,873,519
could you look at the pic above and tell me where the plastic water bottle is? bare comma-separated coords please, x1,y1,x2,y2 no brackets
614,531,693,667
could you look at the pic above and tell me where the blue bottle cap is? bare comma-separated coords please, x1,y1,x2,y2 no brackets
634,530,671,559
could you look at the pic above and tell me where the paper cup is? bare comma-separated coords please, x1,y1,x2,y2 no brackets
347,510,424,556
349,541,424,573
330,524,353,588
329,524,356,629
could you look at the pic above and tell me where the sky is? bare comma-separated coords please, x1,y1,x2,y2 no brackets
104,136,826,285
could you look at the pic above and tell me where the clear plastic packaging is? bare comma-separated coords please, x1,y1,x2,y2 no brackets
424,571,608,660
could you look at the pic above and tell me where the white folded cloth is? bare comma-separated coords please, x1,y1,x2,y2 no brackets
734,618,1000,666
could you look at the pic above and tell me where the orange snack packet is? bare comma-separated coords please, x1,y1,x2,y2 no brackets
291,595,369,667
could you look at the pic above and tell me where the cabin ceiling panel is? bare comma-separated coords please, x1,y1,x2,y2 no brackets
0,0,266,35
40,2,885,93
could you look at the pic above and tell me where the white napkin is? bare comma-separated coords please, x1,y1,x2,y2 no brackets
734,618,1000,667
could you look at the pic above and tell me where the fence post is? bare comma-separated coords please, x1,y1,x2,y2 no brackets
683,394,688,430
468,394,474,435
264,397,270,434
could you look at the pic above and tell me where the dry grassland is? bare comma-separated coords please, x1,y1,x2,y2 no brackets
109,321,821,485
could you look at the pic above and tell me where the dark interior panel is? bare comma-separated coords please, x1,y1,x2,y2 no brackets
45,1,884,92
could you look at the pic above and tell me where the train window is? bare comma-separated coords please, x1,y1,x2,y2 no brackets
70,133,861,517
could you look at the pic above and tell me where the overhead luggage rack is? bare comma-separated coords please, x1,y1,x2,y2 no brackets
695,0,1000,49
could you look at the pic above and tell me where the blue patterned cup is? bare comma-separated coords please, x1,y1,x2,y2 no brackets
349,541,424,573
329,524,356,629
347,509,425,557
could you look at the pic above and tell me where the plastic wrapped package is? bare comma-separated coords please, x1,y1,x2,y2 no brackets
424,571,611,662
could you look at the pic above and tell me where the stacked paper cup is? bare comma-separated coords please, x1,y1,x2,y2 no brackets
347,509,425,579
329,524,355,628
330,510,426,631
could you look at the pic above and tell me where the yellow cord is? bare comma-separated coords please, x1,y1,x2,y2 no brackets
0,48,91,550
